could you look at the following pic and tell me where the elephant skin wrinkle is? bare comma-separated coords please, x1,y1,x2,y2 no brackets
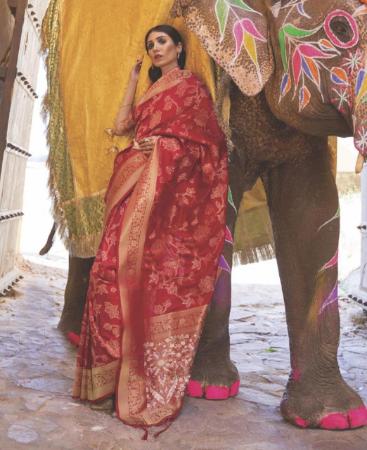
175,0,367,430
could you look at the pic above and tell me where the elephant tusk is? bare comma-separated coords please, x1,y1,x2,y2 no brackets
355,153,365,174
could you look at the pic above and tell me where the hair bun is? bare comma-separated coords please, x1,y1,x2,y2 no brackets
178,49,186,70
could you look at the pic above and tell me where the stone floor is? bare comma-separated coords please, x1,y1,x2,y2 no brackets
0,262,367,450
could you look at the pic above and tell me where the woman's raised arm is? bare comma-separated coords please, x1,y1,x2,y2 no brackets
113,58,142,135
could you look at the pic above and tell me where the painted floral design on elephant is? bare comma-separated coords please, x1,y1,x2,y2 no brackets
277,1,367,113
334,45,367,152
214,0,266,81
316,209,340,317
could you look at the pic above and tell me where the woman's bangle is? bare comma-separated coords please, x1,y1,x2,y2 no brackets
120,103,132,108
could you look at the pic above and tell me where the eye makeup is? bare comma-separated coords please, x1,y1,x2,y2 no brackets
147,35,168,50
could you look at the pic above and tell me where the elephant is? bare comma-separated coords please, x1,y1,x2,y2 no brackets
0,0,14,102
168,0,367,431
49,0,367,431
0,0,13,66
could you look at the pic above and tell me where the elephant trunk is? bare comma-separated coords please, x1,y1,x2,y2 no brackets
353,91,367,156
350,50,367,156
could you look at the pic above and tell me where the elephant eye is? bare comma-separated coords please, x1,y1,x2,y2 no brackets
329,17,352,43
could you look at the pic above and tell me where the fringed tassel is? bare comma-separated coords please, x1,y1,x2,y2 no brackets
68,232,102,259
40,1,108,258
41,0,76,254
153,418,174,438
139,418,174,440
141,427,148,440
233,244,276,266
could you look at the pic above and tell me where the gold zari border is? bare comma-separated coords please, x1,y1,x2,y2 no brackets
72,360,119,401
104,152,147,222
137,68,192,107
116,141,160,424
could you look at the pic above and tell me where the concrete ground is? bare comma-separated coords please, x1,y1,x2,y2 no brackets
0,261,367,450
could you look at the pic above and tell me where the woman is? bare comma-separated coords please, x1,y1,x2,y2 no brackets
72,25,228,432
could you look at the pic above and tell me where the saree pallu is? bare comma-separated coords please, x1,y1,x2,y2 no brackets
72,68,228,428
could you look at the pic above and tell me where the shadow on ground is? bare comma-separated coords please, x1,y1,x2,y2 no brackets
0,262,366,450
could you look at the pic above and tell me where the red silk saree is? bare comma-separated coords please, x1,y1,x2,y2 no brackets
72,68,228,428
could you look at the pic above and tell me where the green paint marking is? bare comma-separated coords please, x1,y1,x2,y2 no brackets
215,0,230,39
265,347,278,353
279,23,321,71
228,188,237,213
228,0,257,13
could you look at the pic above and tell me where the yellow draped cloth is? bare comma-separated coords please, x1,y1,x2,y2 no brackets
42,0,335,262
42,0,215,257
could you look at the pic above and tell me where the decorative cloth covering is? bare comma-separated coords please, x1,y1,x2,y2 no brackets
72,68,228,428
41,0,337,264
41,0,216,257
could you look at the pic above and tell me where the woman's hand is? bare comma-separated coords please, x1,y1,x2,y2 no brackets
130,57,143,83
134,136,158,154
105,127,124,137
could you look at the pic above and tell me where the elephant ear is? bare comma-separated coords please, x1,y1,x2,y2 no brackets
172,0,274,96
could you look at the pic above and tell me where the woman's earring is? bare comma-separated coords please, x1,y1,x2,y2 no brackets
177,52,181,60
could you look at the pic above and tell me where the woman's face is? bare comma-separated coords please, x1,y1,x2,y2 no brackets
146,31,182,69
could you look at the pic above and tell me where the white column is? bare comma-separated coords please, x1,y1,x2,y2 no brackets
360,163,367,292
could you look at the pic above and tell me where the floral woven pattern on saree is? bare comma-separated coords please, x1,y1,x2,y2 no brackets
73,68,228,427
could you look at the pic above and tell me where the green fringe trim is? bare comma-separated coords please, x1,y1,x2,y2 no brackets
234,204,275,265
41,0,104,257
233,244,276,266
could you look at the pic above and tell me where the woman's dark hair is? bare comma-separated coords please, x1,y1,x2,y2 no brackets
145,25,186,83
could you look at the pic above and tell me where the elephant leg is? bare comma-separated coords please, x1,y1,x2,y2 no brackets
58,256,94,337
187,151,243,400
263,147,367,430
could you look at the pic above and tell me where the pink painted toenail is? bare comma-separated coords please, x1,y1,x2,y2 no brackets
348,406,367,428
229,380,240,397
319,413,349,430
294,416,309,428
205,385,230,400
187,380,204,398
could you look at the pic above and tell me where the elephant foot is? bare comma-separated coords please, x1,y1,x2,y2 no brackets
281,375,367,430
291,406,367,430
187,358,240,400
187,379,240,400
